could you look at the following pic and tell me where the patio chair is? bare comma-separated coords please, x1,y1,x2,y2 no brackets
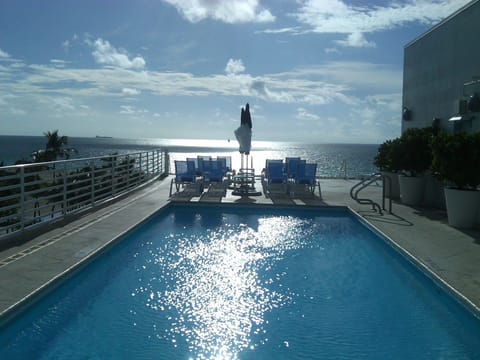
202,159,227,196
264,160,288,195
169,159,203,196
217,156,234,175
216,156,234,185
285,157,305,181
291,162,321,197
261,159,282,180
197,156,212,176
186,157,200,175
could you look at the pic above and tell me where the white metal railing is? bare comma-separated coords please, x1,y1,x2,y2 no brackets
0,150,169,241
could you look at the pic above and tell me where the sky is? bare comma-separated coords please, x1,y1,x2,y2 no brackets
0,0,473,143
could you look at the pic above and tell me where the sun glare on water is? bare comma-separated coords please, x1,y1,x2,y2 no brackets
137,216,312,359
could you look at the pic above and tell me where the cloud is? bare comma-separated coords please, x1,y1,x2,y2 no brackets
335,32,376,48
296,108,320,121
0,48,11,59
90,38,146,69
162,0,274,23
120,105,148,114
1,57,401,124
122,87,141,96
62,40,71,52
120,105,135,114
257,27,301,35
50,59,68,67
292,0,471,34
50,97,76,111
62,34,80,53
225,58,245,75
325,47,340,54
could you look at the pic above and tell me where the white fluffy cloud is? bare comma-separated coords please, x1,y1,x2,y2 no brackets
291,0,471,34
119,105,148,114
19,60,398,105
162,0,274,23
90,38,146,69
225,58,245,75
296,108,320,121
0,48,10,59
335,32,376,48
122,87,141,96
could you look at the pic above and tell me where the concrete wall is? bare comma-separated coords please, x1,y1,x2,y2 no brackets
402,0,480,134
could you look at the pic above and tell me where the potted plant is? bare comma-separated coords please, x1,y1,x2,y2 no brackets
397,127,434,206
374,138,402,199
431,131,480,228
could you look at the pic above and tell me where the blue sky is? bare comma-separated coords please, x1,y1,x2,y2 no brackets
0,0,472,143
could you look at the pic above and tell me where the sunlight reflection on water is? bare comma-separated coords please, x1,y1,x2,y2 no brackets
141,216,313,359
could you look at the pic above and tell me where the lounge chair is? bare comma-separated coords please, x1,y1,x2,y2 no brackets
290,162,321,197
285,157,305,181
264,160,288,195
169,159,203,196
217,155,234,175
187,157,200,175
202,159,227,196
261,159,282,180
197,156,212,176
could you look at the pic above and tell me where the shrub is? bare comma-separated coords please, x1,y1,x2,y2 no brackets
398,127,434,177
431,131,480,190
374,138,403,172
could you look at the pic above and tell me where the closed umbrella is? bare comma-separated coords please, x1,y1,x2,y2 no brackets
234,103,252,156
232,103,260,196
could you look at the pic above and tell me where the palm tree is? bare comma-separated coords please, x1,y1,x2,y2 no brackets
32,130,77,162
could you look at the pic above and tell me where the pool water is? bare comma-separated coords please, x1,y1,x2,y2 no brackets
1,205,479,359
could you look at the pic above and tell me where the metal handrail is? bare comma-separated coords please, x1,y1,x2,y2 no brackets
0,150,168,241
350,173,392,214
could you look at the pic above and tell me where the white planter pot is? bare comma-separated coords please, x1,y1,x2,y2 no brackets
399,174,425,206
444,187,480,229
380,171,400,199
424,171,446,209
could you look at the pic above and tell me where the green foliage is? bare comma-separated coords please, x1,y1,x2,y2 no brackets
374,138,403,172
431,131,480,189
374,126,435,176
397,127,434,177
32,130,77,162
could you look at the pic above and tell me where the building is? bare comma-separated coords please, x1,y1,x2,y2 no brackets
402,0,480,134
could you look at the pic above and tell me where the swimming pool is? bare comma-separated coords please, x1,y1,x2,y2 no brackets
1,204,479,359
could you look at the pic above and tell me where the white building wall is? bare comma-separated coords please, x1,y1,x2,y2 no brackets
402,0,480,134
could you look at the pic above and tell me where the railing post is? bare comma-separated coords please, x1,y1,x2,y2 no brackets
139,153,143,182
63,162,67,214
146,151,150,179
343,160,347,179
165,151,170,175
20,166,25,231
154,150,158,175
111,156,116,196
159,150,162,175
126,155,130,188
90,160,95,206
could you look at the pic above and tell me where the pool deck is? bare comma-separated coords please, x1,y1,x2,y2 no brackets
1,176,480,321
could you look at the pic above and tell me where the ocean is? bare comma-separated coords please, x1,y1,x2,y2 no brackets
0,135,379,179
